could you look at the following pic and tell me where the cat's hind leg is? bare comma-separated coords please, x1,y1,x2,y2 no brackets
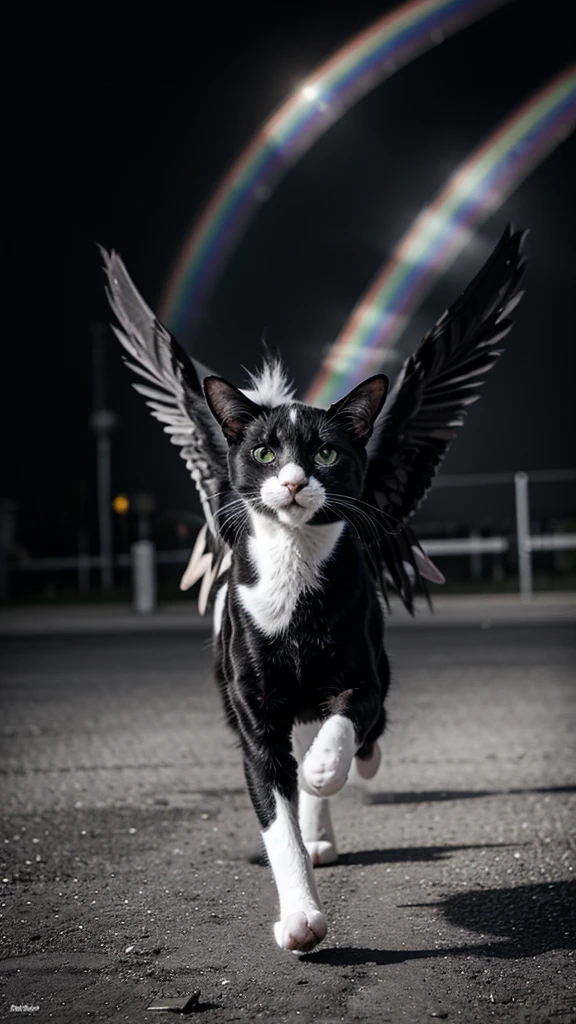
354,707,385,780
355,741,382,779
299,789,338,865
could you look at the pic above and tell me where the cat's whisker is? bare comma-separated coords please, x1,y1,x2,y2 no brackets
329,491,398,520
216,498,252,538
210,489,237,499
214,494,262,523
339,505,382,545
322,500,364,543
329,492,403,534
328,493,402,537
220,504,246,524
215,498,248,519
341,505,383,548
222,507,251,537
215,498,244,511
324,497,381,545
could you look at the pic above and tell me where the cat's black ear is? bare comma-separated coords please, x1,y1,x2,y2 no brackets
203,376,263,442
326,374,389,441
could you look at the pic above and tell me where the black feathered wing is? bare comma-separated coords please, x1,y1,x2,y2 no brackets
101,249,231,609
363,225,527,611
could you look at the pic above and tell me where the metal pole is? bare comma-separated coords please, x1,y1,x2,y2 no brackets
90,323,117,590
514,471,533,602
96,433,113,589
132,540,157,614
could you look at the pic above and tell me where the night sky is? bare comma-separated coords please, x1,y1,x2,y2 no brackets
5,0,575,557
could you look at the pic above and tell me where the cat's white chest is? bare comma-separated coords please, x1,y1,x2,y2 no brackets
237,513,344,636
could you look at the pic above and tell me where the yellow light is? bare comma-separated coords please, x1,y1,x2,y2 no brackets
112,494,130,515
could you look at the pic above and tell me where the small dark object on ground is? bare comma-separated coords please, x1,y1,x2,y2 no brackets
147,992,200,1014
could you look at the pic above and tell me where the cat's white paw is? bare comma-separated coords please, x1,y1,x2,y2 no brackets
302,715,355,796
305,840,338,866
274,910,327,952
355,741,382,780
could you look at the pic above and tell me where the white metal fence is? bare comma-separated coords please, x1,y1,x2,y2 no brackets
4,469,575,609
431,469,576,601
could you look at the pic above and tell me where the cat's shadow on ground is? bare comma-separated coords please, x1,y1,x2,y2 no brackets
364,784,576,806
247,840,509,867
337,841,511,865
246,784,576,965
301,879,576,965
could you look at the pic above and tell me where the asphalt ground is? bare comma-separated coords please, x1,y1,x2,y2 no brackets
1,616,575,1023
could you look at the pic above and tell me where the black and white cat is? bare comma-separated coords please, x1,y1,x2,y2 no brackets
102,226,526,952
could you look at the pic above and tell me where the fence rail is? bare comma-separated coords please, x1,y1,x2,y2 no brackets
526,534,576,552
422,537,509,555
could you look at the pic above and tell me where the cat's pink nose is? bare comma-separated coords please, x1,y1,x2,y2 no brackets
283,479,305,497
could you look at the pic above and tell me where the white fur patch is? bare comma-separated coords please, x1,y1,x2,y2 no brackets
277,462,307,488
262,791,327,951
241,360,295,408
237,512,344,635
302,714,356,796
289,406,298,425
260,463,326,528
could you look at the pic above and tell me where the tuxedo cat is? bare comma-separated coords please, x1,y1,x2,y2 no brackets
206,375,390,951
102,226,526,952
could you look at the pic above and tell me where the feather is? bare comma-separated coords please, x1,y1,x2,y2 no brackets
102,248,233,612
360,226,527,612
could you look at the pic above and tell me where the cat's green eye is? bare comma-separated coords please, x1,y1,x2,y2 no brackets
314,446,338,467
252,445,276,465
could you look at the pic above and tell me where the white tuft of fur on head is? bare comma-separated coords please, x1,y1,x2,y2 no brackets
241,358,295,408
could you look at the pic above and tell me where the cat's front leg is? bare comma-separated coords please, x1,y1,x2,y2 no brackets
302,684,384,798
236,705,327,952
293,721,338,865
263,790,328,951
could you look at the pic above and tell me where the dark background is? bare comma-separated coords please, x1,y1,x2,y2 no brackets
4,0,575,558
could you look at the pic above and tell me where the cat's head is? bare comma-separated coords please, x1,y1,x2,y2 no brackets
204,370,388,529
